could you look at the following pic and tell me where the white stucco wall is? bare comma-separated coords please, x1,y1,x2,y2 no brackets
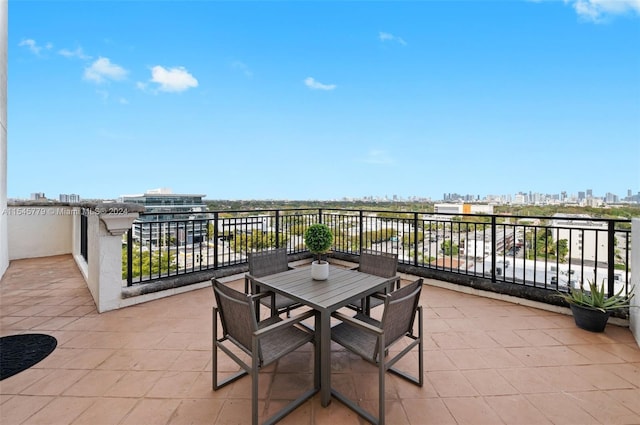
7,207,74,259
0,0,9,279
630,218,639,347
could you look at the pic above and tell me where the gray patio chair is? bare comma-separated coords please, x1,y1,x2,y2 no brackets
331,278,424,425
245,248,302,317
212,278,319,425
349,250,401,314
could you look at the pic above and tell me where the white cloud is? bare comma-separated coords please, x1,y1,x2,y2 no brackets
361,149,395,165
231,61,253,78
565,0,640,22
150,66,198,92
59,47,91,60
304,77,336,91
84,57,128,83
18,39,52,55
379,31,407,46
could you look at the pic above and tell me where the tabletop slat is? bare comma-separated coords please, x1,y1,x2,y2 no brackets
252,267,394,311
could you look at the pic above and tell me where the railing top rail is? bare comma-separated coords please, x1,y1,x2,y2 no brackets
137,208,632,225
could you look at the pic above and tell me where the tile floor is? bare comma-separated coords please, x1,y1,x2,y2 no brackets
1,255,639,425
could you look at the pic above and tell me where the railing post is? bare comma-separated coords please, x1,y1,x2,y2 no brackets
127,229,133,286
80,210,88,262
491,215,497,283
275,210,280,249
213,212,219,270
413,212,419,266
607,220,615,297
359,210,364,255
318,208,323,224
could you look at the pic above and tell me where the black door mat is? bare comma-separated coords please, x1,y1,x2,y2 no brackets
0,333,58,380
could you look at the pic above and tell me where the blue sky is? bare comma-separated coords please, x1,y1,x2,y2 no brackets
8,1,640,201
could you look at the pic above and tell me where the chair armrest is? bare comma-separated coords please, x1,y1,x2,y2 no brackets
254,310,317,338
250,291,274,302
392,275,401,290
331,311,382,335
244,275,251,293
370,292,388,301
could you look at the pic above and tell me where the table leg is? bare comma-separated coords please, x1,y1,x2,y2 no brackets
320,310,331,407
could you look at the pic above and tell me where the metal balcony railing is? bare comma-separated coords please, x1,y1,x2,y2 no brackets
123,208,632,302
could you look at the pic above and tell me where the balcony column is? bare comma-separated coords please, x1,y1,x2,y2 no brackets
85,207,140,313
631,218,639,348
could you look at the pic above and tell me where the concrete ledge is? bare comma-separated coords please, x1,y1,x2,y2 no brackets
121,265,247,298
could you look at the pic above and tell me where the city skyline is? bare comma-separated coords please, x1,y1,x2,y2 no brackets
13,186,639,205
8,1,640,201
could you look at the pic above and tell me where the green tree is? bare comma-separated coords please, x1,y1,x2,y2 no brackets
557,239,568,262
122,243,177,279
441,240,458,256
230,231,286,252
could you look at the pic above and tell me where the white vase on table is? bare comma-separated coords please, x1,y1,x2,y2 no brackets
311,261,329,280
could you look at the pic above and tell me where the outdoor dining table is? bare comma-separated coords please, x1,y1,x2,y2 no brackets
248,265,397,407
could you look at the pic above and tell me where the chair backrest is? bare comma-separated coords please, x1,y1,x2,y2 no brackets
359,250,398,278
377,278,423,356
212,279,258,352
248,248,289,278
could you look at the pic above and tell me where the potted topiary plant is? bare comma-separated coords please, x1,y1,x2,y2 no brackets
304,223,333,280
557,279,634,332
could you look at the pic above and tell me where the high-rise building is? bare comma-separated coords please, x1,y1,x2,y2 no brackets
30,192,46,200
59,194,81,203
119,189,208,246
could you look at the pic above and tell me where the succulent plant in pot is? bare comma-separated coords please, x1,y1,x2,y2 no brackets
557,279,634,332
304,223,333,280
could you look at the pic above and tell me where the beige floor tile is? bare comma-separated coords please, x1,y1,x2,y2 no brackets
2,255,639,425
21,369,89,396
484,394,552,425
427,370,478,398
168,349,211,371
568,364,637,390
403,398,457,425
63,370,125,396
70,397,137,425
215,398,264,424
22,396,95,425
119,398,181,425
445,348,492,370
497,367,559,394
166,398,225,425
565,390,640,424
58,348,115,369
607,388,640,415
103,370,164,398
525,392,601,424
462,369,519,396
0,395,54,424
443,396,505,425
144,370,200,398
0,368,53,395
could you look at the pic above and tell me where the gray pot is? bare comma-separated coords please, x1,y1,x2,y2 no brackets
569,303,611,332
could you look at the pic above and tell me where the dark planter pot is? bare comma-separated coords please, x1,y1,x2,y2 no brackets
569,304,611,332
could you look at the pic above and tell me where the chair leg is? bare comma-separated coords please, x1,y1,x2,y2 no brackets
213,307,247,390
418,306,424,386
252,337,260,425
378,333,386,425
212,307,217,390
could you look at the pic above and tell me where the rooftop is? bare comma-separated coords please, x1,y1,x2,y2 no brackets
1,255,639,424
